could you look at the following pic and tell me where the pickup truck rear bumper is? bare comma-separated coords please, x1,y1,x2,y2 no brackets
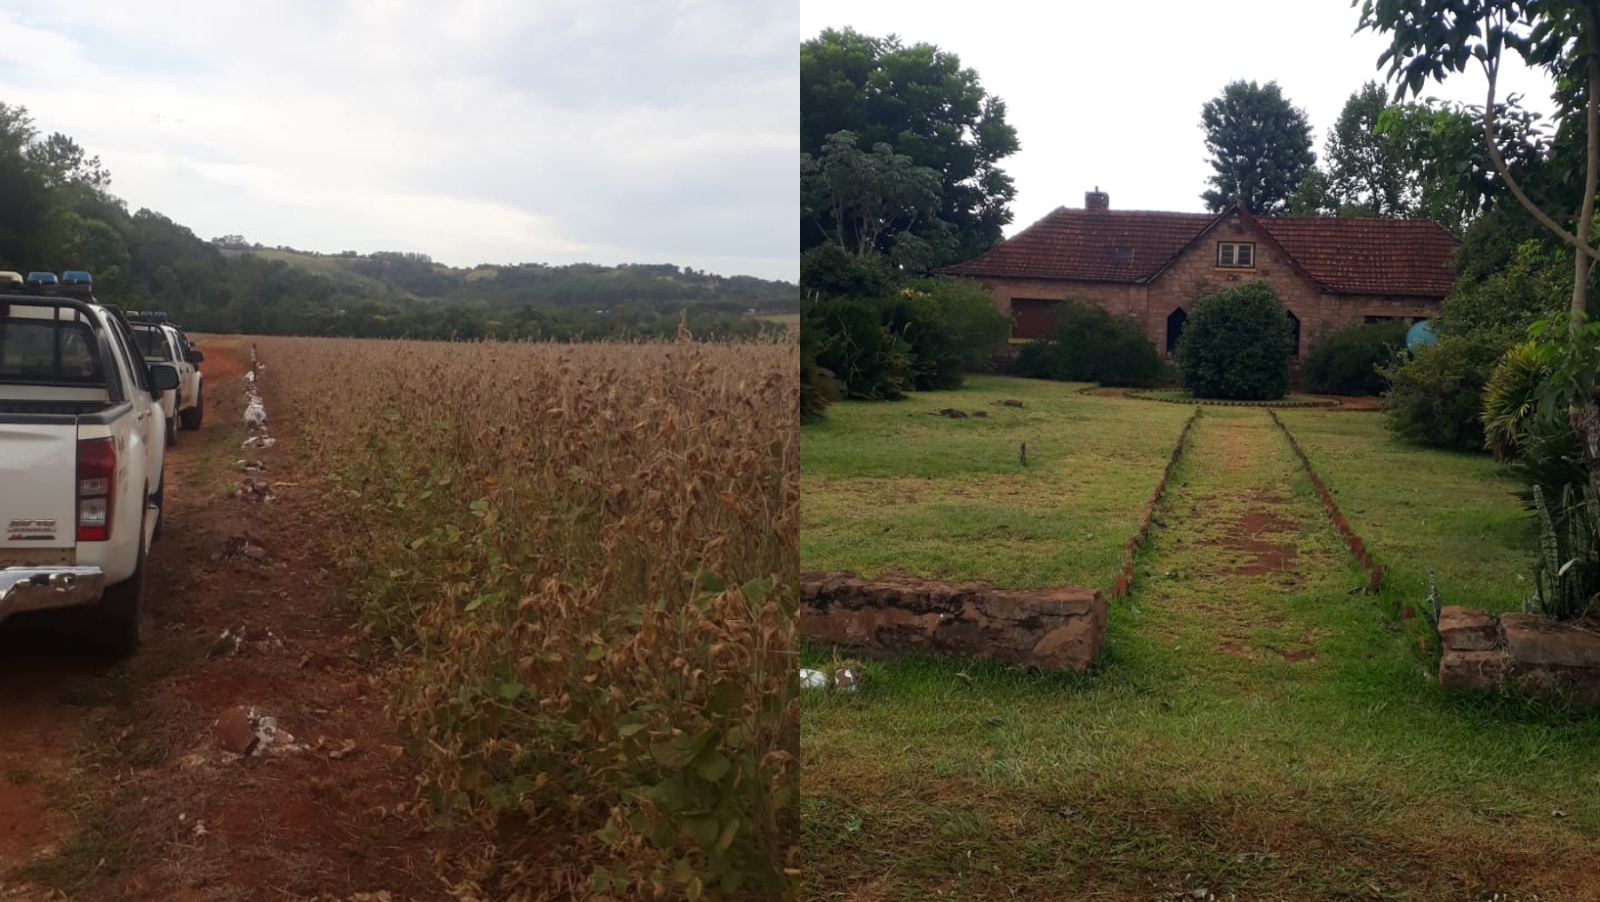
0,567,105,624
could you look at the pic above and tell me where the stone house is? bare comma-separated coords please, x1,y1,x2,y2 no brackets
938,189,1460,357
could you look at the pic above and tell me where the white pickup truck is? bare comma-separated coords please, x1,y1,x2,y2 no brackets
0,279,181,655
129,317,204,444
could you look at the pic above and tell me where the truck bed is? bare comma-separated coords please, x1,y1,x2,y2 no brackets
0,399,120,418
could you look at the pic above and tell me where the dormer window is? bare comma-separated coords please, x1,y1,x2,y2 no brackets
1217,242,1254,268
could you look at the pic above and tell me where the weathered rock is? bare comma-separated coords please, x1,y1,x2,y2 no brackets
1437,608,1600,707
1439,649,1508,693
1437,606,1500,652
799,570,1106,671
1501,613,1600,668
214,706,258,756
1501,613,1600,706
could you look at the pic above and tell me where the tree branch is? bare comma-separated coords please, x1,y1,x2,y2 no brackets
1482,54,1600,261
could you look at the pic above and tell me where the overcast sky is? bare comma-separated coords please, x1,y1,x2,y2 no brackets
0,0,798,282
802,0,1562,235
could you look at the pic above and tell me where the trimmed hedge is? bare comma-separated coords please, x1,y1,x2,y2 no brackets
1300,319,1409,396
1175,281,1293,400
1013,300,1166,387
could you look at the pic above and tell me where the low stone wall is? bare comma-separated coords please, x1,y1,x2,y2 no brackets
1438,606,1600,706
799,571,1106,672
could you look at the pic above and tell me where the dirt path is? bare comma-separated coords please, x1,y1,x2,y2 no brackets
0,339,462,901
1133,408,1353,674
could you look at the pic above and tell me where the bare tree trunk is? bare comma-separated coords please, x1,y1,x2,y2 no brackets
1576,19,1600,326
1573,15,1600,476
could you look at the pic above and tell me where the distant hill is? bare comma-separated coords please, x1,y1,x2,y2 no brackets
0,101,793,342
213,242,796,314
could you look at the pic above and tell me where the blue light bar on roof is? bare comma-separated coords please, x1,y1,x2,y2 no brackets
25,272,58,286
61,271,91,285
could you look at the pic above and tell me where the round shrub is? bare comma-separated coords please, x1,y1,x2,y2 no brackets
1013,300,1165,387
1300,319,1409,396
1378,331,1511,452
1175,281,1293,400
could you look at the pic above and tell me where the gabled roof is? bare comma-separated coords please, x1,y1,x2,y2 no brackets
1252,216,1459,296
939,207,1214,283
938,204,1461,298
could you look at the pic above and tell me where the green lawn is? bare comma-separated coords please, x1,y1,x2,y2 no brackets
802,376,1193,590
802,396,1600,902
1277,409,1535,611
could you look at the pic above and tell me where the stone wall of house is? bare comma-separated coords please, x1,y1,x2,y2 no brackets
799,570,1106,672
977,210,1443,357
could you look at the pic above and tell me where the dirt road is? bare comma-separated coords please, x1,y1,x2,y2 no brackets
0,339,460,902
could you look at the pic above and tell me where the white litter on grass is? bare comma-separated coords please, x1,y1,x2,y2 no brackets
244,398,267,431
800,668,859,691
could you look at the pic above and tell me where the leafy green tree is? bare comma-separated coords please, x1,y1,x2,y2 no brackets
28,132,110,193
1359,0,1599,321
801,131,942,257
1325,82,1411,217
1358,0,1600,496
801,28,1020,262
1175,281,1294,400
1200,80,1316,214
1374,95,1550,234
1288,166,1335,216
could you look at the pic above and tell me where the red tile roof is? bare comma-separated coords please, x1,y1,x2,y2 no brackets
1253,216,1459,297
939,205,1461,298
940,207,1213,283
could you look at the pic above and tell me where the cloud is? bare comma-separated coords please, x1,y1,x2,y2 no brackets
0,0,797,281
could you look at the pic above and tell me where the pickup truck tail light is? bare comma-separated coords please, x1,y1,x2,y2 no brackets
76,437,116,542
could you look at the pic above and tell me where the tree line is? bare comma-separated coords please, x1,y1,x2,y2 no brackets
0,104,795,342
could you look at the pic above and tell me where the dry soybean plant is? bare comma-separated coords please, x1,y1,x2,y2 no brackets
262,330,799,900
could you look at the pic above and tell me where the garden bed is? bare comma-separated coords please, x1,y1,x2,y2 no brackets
1126,389,1339,408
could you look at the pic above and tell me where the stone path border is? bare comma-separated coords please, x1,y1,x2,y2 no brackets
1125,389,1339,409
1109,406,1202,599
1267,409,1384,593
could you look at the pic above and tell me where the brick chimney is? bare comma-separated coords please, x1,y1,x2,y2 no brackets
1086,187,1109,211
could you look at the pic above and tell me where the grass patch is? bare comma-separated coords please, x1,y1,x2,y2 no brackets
1276,408,1535,611
802,375,1192,589
802,404,1600,901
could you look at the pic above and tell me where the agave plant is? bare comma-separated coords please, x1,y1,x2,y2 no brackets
1529,480,1600,621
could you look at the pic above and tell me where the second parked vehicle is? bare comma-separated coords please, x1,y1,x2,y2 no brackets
128,315,203,443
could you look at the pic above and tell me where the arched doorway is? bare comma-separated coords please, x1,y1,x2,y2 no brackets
1166,307,1188,355
1286,310,1301,358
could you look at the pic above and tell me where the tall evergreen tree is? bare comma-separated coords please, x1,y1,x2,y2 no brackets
1200,80,1316,215
1325,81,1410,217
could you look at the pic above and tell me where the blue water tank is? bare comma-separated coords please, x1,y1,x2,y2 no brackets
1406,319,1437,351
